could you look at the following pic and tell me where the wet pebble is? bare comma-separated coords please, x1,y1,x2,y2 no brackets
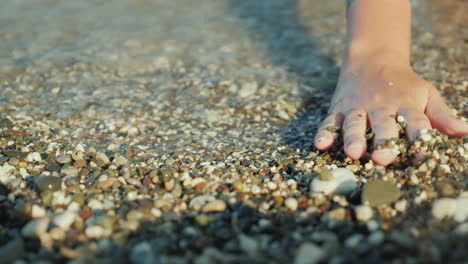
362,180,401,207
57,155,72,164
35,176,62,192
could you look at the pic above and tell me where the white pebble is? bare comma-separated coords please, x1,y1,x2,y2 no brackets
127,191,138,201
238,82,258,98
267,182,277,190
355,205,373,222
285,197,298,211
432,198,457,220
22,218,50,238
88,199,104,210
127,127,139,136
394,200,408,213
189,195,215,211
85,225,104,239
31,204,46,218
151,208,162,218
53,212,77,230
310,168,357,195
26,152,42,162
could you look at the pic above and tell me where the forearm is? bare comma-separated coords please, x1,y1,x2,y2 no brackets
345,0,412,66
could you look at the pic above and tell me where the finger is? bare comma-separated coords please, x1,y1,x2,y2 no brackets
314,113,344,151
369,109,399,166
426,92,468,137
398,108,432,141
342,110,367,160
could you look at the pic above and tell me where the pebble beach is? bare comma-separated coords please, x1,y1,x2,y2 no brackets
0,0,467,263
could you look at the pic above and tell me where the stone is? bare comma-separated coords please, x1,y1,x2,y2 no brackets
362,180,401,206
57,155,72,164
202,199,227,213
35,176,61,192
45,163,61,172
238,81,258,98
239,234,258,255
21,218,50,238
310,168,357,195
26,152,42,162
294,242,325,264
328,208,347,221
355,205,373,222
285,197,298,211
0,237,24,264
394,200,408,213
31,204,46,218
95,152,110,167
85,225,104,239
454,197,468,222
3,149,22,158
53,212,77,230
432,198,456,220
189,195,215,211
130,242,156,264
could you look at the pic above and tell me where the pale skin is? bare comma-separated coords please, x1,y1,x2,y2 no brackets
314,0,468,165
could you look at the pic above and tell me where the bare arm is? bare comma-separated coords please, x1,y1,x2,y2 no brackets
314,0,468,165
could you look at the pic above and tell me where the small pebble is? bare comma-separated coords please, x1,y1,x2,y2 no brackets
35,176,62,192
57,155,72,164
362,180,401,207
202,199,227,213
355,205,373,222
285,197,298,211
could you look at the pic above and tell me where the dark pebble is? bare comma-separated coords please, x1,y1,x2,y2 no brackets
2,150,22,158
35,176,62,192
45,164,61,172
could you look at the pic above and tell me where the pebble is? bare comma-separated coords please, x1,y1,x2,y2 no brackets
45,164,61,172
394,200,408,213
328,208,347,221
35,176,62,192
31,204,46,218
189,195,216,211
130,242,156,264
127,127,139,136
3,149,22,158
294,242,325,264
267,181,277,190
238,81,258,98
0,237,24,264
202,199,227,213
21,217,50,238
95,152,110,166
362,180,401,207
355,205,373,222
85,225,104,239
26,152,42,162
57,155,72,164
127,191,138,201
310,168,357,195
285,197,298,211
432,198,456,220
53,212,77,230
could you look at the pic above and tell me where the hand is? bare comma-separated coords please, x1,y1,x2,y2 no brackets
314,62,468,165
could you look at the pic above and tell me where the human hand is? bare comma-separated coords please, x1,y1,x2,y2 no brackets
314,62,468,165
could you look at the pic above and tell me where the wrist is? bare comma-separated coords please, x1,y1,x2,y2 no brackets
343,43,411,70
